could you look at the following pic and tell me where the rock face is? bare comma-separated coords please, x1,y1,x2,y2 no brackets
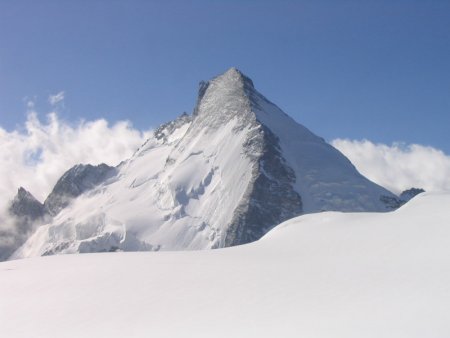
224,125,303,247
10,187,45,220
400,188,425,202
0,188,47,260
154,112,192,142
9,68,401,260
44,164,116,216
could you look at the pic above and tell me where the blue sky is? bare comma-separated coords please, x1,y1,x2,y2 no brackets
1,0,449,152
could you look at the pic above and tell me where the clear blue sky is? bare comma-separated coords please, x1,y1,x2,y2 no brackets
1,0,449,152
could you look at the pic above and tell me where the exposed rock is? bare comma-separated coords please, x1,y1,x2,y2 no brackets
400,188,425,202
224,125,302,246
154,112,192,142
44,163,116,216
0,188,47,260
10,187,45,220
380,194,404,210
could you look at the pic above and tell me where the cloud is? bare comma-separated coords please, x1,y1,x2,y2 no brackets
48,91,65,106
332,139,450,194
26,100,35,109
0,110,152,215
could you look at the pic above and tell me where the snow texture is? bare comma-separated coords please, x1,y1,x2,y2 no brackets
1,192,449,338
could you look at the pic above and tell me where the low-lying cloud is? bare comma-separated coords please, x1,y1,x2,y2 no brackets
0,109,151,214
332,139,450,194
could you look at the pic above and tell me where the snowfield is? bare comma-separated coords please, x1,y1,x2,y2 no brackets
1,192,449,338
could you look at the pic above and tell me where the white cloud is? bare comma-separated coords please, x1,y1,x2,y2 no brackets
332,139,450,194
0,110,152,215
48,91,65,106
26,100,35,109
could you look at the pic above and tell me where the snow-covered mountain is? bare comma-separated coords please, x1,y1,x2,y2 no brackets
2,192,449,338
9,68,400,259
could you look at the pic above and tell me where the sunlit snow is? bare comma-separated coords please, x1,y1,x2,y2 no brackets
1,192,449,337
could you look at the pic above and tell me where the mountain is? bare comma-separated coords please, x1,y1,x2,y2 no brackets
9,68,400,259
2,192,449,338
43,163,116,216
10,187,46,220
0,188,47,260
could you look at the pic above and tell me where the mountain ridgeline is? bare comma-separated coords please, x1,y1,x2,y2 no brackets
6,68,413,260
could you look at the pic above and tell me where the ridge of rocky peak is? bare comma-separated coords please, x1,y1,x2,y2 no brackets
216,67,255,88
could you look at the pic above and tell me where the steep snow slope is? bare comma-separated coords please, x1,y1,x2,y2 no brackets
11,68,399,258
1,192,449,338
250,88,395,212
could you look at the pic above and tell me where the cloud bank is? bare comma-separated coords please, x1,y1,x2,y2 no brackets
332,139,450,194
0,110,151,214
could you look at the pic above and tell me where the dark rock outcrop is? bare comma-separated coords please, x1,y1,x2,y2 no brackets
400,188,425,202
0,188,47,260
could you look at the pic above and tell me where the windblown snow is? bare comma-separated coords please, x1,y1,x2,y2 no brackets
1,192,449,338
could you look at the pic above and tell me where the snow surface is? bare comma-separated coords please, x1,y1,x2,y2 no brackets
251,88,394,213
2,192,449,338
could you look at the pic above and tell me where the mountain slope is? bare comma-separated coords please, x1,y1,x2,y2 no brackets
1,192,449,338
43,163,116,216
11,68,399,259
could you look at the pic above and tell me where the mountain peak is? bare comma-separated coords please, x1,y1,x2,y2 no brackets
192,67,256,123
225,66,240,74
9,187,45,220
214,67,254,89
17,186,30,198
16,187,39,203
